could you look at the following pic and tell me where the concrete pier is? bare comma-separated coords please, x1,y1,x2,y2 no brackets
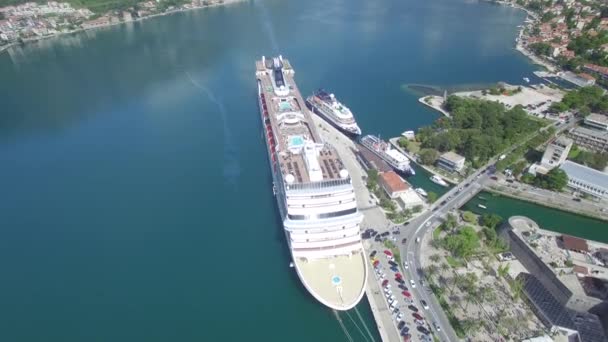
310,114,402,342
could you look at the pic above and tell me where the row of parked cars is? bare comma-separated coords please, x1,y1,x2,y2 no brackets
370,248,436,341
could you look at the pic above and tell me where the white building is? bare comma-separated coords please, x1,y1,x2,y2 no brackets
540,136,573,170
437,151,465,172
560,161,608,199
584,114,608,131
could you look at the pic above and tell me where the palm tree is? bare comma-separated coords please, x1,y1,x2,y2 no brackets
429,254,440,263
463,291,477,311
497,263,510,279
440,262,450,275
425,264,439,281
509,278,524,300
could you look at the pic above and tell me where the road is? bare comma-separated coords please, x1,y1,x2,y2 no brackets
397,118,580,341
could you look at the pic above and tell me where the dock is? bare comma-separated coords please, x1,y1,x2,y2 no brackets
310,114,402,342
418,96,450,118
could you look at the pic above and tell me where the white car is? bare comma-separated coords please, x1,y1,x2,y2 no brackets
380,273,386,279
388,297,394,304
420,299,429,310
410,279,416,288
396,312,403,320
403,261,409,269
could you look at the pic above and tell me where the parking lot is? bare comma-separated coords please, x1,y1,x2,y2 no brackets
364,227,437,342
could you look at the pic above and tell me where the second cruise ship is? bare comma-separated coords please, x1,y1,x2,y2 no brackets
306,90,362,137
255,56,367,311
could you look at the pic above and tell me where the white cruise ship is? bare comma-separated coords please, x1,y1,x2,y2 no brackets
305,90,362,136
256,56,367,311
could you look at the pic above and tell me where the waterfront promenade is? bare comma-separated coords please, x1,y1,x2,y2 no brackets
417,96,450,118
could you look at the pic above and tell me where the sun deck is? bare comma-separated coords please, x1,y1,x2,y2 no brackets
257,57,348,185
294,250,367,310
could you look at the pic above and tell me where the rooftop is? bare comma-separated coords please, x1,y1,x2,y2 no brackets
562,235,589,253
570,125,608,140
560,161,608,189
439,151,465,163
380,171,408,193
586,113,608,125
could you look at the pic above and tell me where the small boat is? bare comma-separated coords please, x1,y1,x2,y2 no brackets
430,175,448,187
478,196,487,201
415,188,428,197
478,204,487,209
523,77,530,83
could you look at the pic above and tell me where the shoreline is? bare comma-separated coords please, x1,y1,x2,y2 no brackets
0,0,246,56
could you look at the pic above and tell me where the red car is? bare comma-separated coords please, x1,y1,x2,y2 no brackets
395,273,402,279
373,260,380,267
402,291,412,298
382,280,389,287
412,312,424,321
384,250,393,256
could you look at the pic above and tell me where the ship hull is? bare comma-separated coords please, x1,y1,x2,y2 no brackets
305,99,361,138
359,140,415,176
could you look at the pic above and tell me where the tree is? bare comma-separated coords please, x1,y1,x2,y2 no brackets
397,137,409,149
497,263,510,278
425,264,439,280
509,278,524,300
462,211,477,223
460,318,481,335
445,213,458,230
528,42,553,56
544,168,569,191
429,254,441,263
481,213,503,229
412,204,423,213
419,148,439,165
427,191,438,203
366,169,379,190
443,226,480,258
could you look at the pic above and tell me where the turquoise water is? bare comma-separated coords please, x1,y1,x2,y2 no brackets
463,192,608,243
0,0,536,340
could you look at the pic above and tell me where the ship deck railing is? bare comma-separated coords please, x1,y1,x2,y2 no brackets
285,178,351,192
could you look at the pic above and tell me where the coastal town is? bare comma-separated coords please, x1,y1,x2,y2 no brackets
0,0,234,51
2,0,608,341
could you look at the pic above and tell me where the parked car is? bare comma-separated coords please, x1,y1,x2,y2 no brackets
401,238,407,245
381,232,390,237
412,312,424,321
417,326,430,335
382,280,389,287
397,321,406,330
388,260,397,267
370,250,377,258
407,305,418,312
